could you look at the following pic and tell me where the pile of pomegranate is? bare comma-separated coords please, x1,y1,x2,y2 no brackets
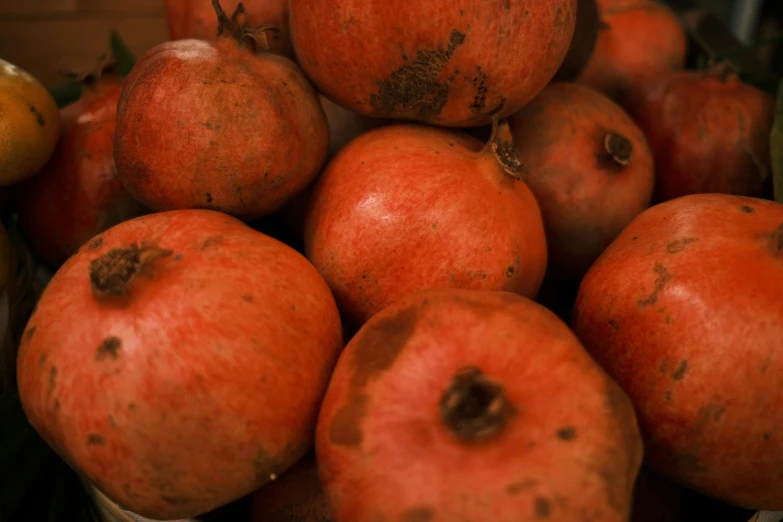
7,0,783,521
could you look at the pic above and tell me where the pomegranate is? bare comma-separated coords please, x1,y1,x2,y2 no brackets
509,82,654,279
250,452,331,522
571,194,783,509
289,0,577,127
16,209,343,519
164,0,293,57
624,65,775,202
553,0,600,82
304,121,548,327
17,72,145,268
578,0,687,102
317,288,643,522
114,1,328,221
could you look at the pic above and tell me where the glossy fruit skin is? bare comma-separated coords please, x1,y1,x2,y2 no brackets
250,453,331,522
578,0,686,103
16,210,343,519
509,82,654,279
571,194,783,510
0,59,61,186
164,0,293,57
18,77,145,268
624,70,775,202
304,124,548,327
289,0,577,127
317,288,643,522
114,37,328,221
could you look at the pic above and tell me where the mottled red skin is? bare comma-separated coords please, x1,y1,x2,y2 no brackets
317,288,643,522
17,77,145,268
571,194,783,509
624,70,775,202
509,82,654,279
16,210,343,519
114,37,328,221
250,453,332,522
303,124,548,327
164,0,293,57
289,0,577,127
578,0,686,103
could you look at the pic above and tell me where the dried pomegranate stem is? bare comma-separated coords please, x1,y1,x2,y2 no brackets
89,243,172,298
604,131,633,167
474,118,527,180
439,366,515,441
59,53,116,86
211,0,281,52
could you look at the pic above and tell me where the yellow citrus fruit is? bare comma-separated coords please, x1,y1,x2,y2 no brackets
0,59,61,186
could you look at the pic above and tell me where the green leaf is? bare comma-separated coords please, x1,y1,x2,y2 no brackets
771,79,783,204
110,29,137,78
48,82,83,109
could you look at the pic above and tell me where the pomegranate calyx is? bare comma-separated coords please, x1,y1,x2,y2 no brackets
212,0,281,52
89,242,173,298
60,53,117,86
604,131,633,167
439,366,515,441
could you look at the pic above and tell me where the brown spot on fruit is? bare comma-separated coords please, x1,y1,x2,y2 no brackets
88,236,104,250
329,394,368,447
87,433,107,445
47,366,57,398
535,497,552,517
470,66,488,111
128,402,136,411
370,29,466,120
671,360,688,380
96,337,122,360
206,192,213,203
740,205,755,213
90,243,173,297
637,263,672,308
608,319,620,331
665,389,672,402
764,223,783,254
506,478,538,495
351,306,419,387
556,426,577,441
25,326,36,340
29,105,45,126
242,294,253,302
764,432,771,441
201,235,224,250
403,506,434,522
667,237,699,253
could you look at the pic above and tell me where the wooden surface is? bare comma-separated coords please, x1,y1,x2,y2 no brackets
0,0,169,88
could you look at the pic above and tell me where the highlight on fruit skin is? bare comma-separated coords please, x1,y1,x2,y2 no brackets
317,287,643,522
0,58,61,187
572,193,783,510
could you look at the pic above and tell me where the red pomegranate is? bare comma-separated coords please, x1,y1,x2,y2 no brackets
304,121,548,327
289,0,577,127
16,210,343,519
114,1,328,221
250,452,331,522
509,82,654,279
317,288,643,522
17,73,145,268
578,0,687,102
164,0,292,57
624,65,775,202
572,194,783,509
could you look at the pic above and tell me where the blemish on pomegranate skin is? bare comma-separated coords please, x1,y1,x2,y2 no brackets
96,337,122,361
667,237,698,253
764,432,771,441
87,433,107,446
556,427,577,441
403,506,434,522
665,389,672,402
637,263,672,308
740,205,755,214
535,496,552,518
25,326,36,340
506,266,515,277
201,235,224,250
88,236,104,250
206,192,213,203
47,366,57,398
328,394,368,447
608,319,620,331
242,294,253,302
351,306,419,387
506,479,538,495
671,360,688,380
128,403,137,411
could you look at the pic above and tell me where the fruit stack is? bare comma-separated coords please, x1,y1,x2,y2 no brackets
1,0,782,521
